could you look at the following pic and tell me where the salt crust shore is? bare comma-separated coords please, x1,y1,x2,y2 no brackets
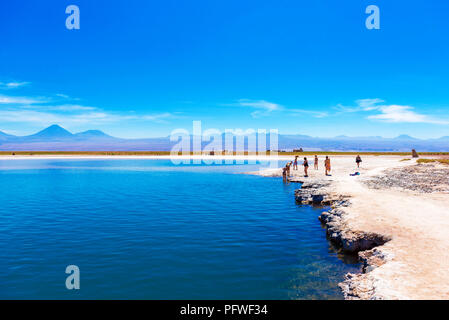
251,155,449,300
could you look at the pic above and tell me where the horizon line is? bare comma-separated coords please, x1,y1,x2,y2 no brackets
1,124,448,141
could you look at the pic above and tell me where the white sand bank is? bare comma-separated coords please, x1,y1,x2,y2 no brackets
253,155,449,299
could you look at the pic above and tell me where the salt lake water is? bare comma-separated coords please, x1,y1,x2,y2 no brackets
0,159,359,299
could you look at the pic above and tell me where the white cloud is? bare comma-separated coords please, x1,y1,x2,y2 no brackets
0,110,72,124
236,99,282,118
289,109,329,118
233,99,329,119
55,93,81,101
0,95,44,105
335,98,385,113
6,82,29,88
0,81,30,89
141,112,175,123
237,99,281,112
0,109,176,126
367,105,449,124
356,98,384,110
0,92,176,127
45,104,97,111
335,98,449,125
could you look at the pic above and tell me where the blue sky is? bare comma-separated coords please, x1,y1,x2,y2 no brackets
0,0,448,138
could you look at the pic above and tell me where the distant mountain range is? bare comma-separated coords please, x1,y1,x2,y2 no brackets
0,125,448,152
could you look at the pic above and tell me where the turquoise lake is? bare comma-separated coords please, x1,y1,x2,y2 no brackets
0,159,360,299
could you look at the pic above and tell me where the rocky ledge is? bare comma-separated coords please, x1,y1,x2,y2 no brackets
294,180,337,206
295,180,392,299
319,205,390,253
338,248,392,300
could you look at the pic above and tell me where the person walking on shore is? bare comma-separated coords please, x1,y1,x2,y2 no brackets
356,155,362,168
314,155,319,170
303,157,309,177
293,156,299,170
325,156,331,176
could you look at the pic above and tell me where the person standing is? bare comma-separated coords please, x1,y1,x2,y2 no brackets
282,166,287,182
303,157,309,177
286,162,292,177
293,156,299,170
325,156,331,176
314,155,319,170
356,155,362,168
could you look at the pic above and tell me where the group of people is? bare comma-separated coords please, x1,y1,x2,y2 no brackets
282,155,362,181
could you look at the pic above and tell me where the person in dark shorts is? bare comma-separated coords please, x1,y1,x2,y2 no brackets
285,162,292,177
282,166,287,182
356,155,362,168
303,157,309,177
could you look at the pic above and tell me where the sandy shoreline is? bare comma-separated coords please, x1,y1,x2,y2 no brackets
252,155,449,299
